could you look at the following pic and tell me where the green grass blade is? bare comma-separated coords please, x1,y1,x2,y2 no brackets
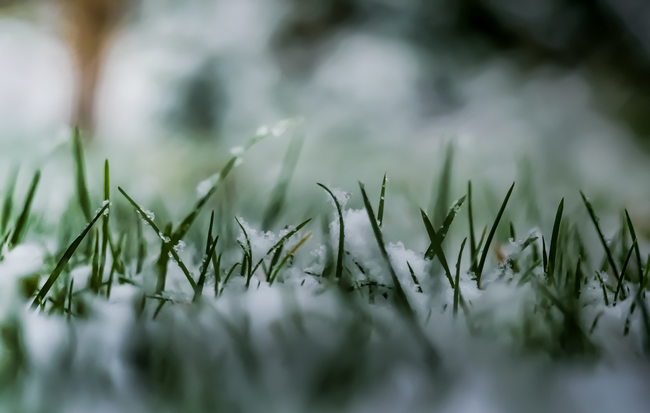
172,128,270,242
9,170,40,248
317,184,345,281
154,223,172,293
471,225,487,272
407,262,423,293
467,182,479,273
420,209,455,288
624,210,644,286
99,160,110,283
0,165,18,236
213,253,222,297
118,187,197,291
431,142,454,228
269,233,311,285
219,262,241,295
30,202,109,310
614,240,636,304
261,123,304,230
580,191,620,282
547,198,564,285
72,127,92,222
193,235,219,302
377,173,387,228
360,181,413,317
266,218,312,256
90,230,100,293
454,237,467,317
424,196,466,259
476,182,515,288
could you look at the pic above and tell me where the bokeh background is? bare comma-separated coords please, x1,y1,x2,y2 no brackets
0,0,649,234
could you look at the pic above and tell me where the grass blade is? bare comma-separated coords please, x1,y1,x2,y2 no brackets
454,238,467,317
624,210,644,286
118,187,197,291
193,235,219,302
580,191,620,282
431,142,454,227
9,170,40,249
614,240,636,304
72,127,92,222
420,209,455,288
317,184,345,281
266,218,312,256
360,182,413,317
269,233,312,285
0,165,18,236
377,173,387,227
424,196,466,259
261,122,304,230
547,198,564,285
31,202,109,310
407,262,423,293
476,182,515,288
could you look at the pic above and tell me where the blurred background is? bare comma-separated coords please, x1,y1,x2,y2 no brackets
0,0,650,233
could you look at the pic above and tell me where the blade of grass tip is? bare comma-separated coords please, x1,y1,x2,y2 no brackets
509,222,516,241
574,258,583,299
172,126,271,242
235,216,253,279
360,182,413,317
0,165,18,236
317,184,345,281
407,262,423,293
377,173,387,228
220,262,241,296
431,141,454,228
213,253,222,297
118,187,197,291
476,182,515,289
31,202,108,310
269,233,312,285
580,191,620,283
614,240,636,304
420,209,455,289
424,196,466,259
625,210,644,286
266,218,312,256
596,272,610,306
261,122,305,230
9,170,40,249
454,238,468,317
547,198,564,285
467,181,477,266
193,235,220,302
72,127,92,222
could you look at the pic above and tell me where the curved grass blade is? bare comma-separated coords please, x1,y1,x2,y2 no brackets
9,170,40,249
30,202,109,310
360,182,413,316
476,182,515,288
1,165,18,236
420,209,454,288
72,127,92,222
614,240,636,304
454,238,467,317
317,184,345,281
547,198,564,284
118,187,197,291
580,191,620,282
377,173,387,227
269,233,312,285
219,262,241,295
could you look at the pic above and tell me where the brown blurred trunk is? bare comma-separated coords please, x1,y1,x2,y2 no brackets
63,0,125,138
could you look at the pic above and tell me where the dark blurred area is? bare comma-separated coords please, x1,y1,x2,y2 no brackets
1,0,650,146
